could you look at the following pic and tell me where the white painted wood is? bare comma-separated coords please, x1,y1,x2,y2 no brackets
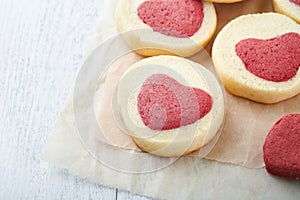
0,0,119,199
118,189,153,200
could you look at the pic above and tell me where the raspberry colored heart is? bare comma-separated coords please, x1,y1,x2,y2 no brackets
235,32,300,82
137,0,204,38
263,114,300,179
138,74,213,130
290,0,300,6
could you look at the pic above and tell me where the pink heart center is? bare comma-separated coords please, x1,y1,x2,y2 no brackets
235,32,300,82
263,114,300,179
137,0,204,38
138,74,213,130
290,0,300,6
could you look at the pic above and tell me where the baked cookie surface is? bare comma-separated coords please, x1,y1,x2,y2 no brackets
117,55,225,157
115,0,217,57
263,114,300,180
212,13,300,104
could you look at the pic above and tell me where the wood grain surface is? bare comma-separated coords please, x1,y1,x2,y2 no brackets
0,0,150,199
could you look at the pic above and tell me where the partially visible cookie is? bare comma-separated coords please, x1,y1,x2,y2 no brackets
212,13,300,104
273,0,300,23
115,0,217,57
263,114,300,180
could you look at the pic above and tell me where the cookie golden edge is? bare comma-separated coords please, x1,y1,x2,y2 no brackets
212,12,300,104
114,0,217,57
273,0,300,24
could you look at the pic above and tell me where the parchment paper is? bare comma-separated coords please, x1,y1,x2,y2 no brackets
42,0,300,199
92,0,300,168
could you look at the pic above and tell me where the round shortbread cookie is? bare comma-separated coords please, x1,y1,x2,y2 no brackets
212,13,300,104
117,55,225,157
115,0,217,57
273,0,300,24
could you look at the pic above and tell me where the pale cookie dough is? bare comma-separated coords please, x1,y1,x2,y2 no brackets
212,13,300,104
115,0,217,57
273,0,300,24
117,55,225,157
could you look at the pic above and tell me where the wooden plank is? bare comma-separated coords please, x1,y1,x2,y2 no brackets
0,0,116,199
117,189,153,200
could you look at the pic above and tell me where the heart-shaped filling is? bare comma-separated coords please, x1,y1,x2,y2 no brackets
290,0,300,6
137,0,204,38
138,74,213,130
235,32,300,82
263,114,300,179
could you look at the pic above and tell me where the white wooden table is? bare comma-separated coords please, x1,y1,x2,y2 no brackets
0,0,150,199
